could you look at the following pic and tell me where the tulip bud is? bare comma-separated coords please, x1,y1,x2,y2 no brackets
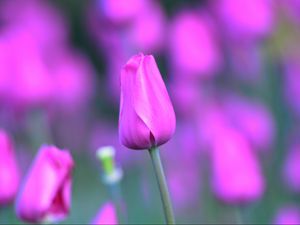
16,145,74,223
119,53,176,150
92,202,118,225
0,130,20,205
211,128,265,204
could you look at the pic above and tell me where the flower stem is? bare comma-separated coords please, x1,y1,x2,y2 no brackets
148,147,175,224
234,207,243,225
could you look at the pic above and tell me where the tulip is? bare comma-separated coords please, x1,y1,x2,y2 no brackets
99,0,147,24
212,127,265,204
119,53,176,150
52,51,95,111
283,144,300,192
16,145,74,223
127,1,166,53
9,30,54,109
214,0,273,38
273,205,300,225
223,96,275,151
0,130,20,205
169,11,221,78
92,202,118,225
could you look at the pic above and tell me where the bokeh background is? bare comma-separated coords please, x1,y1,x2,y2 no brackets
1,0,300,224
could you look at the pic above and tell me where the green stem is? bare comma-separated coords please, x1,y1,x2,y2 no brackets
148,147,175,224
234,207,243,225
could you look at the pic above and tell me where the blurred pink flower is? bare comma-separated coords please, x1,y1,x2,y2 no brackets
127,1,166,53
273,205,300,225
92,202,118,225
8,30,54,109
1,0,67,50
168,11,221,79
211,127,265,204
215,0,273,38
169,78,201,118
283,144,300,192
52,50,95,111
119,53,176,150
0,130,20,205
223,96,275,151
99,0,147,24
16,145,74,223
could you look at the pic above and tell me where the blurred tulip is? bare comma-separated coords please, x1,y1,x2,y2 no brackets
212,128,265,204
16,145,74,223
223,96,275,151
169,11,221,78
99,0,147,24
215,0,273,38
1,0,68,50
119,53,176,150
9,30,54,109
169,78,201,118
127,1,166,53
92,202,118,225
0,130,20,205
273,205,300,225
52,50,95,111
283,144,300,192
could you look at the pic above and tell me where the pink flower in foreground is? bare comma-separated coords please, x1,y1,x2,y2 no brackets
119,53,176,150
273,205,300,225
212,128,265,204
92,202,118,225
0,130,20,205
16,145,74,223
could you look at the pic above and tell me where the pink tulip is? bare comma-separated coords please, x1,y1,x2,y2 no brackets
273,205,300,225
16,145,74,223
169,11,221,78
99,0,147,24
223,96,275,151
9,30,54,109
127,1,166,53
212,127,265,204
283,144,300,192
92,202,118,225
0,130,20,205
119,53,176,150
52,51,95,111
215,0,273,38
